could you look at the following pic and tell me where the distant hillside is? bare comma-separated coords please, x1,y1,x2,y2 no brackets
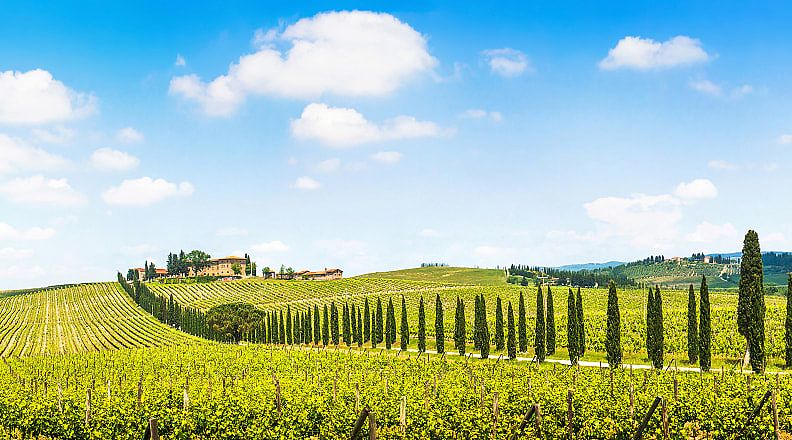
356,266,506,286
558,261,626,271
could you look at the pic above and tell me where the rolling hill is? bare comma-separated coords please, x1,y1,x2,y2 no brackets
356,266,507,285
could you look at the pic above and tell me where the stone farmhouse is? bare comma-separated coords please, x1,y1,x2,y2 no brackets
189,256,248,277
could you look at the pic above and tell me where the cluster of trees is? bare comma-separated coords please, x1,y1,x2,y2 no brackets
685,276,712,371
566,288,586,365
625,255,666,267
763,252,792,271
507,265,635,288
421,263,449,268
165,250,211,277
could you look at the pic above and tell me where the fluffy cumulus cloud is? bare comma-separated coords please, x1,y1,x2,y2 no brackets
294,176,321,190
90,148,140,171
316,158,341,173
0,134,69,174
115,127,144,143
0,69,96,124
673,178,718,200
370,151,403,164
31,126,75,144
291,103,444,147
599,36,710,71
0,175,85,206
583,194,682,249
482,48,531,77
102,177,194,206
689,79,722,96
169,11,437,116
252,240,290,253
0,222,55,240
460,109,502,122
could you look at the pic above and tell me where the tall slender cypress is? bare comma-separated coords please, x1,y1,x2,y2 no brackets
356,306,363,347
350,304,358,344
435,294,445,354
518,291,528,352
330,301,339,345
739,230,765,372
313,305,321,345
699,275,711,372
507,301,516,360
785,274,792,367
474,295,482,350
546,286,556,355
479,295,490,359
646,287,655,364
576,287,585,356
455,297,466,355
495,297,505,351
534,286,546,362
364,298,371,343
653,285,664,369
279,310,286,344
343,303,351,346
400,296,409,349
418,296,426,352
286,306,293,345
567,288,579,365
376,298,384,344
606,280,622,368
687,284,698,364
322,305,329,346
386,298,396,349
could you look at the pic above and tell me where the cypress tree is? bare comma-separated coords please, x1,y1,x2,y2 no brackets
534,286,546,362
546,286,556,355
306,308,313,344
507,301,516,360
567,288,579,365
286,306,293,345
418,296,426,352
685,284,697,364
738,230,765,372
455,297,466,356
356,306,363,347
376,298,384,344
313,305,321,344
474,295,482,350
330,301,339,345
699,275,711,372
364,298,371,343
279,310,286,344
322,305,329,346
606,280,622,368
495,297,504,351
518,291,528,352
479,295,490,359
576,287,585,356
646,287,655,365
786,274,792,367
653,285,664,369
343,303,351,346
350,304,357,344
386,298,396,349
400,296,409,349
435,294,445,354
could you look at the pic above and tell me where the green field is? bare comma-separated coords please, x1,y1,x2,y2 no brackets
358,266,507,285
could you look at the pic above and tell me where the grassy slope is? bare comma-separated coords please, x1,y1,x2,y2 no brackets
356,266,507,286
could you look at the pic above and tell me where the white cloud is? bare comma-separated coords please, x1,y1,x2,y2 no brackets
102,177,194,206
291,103,444,147
731,84,753,98
169,11,437,116
175,54,186,67
778,134,792,145
31,126,75,144
685,222,739,243
0,247,34,260
584,193,682,249
316,158,341,173
673,178,718,200
0,223,55,240
90,148,140,171
708,159,738,170
120,244,159,256
599,36,710,71
0,69,96,125
370,151,403,164
460,109,502,122
294,176,321,190
0,134,69,174
419,228,440,238
252,240,290,253
216,227,249,237
689,79,721,96
482,48,531,77
115,127,144,144
0,175,85,206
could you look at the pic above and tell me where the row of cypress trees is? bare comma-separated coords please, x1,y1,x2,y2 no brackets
646,286,665,369
686,276,712,371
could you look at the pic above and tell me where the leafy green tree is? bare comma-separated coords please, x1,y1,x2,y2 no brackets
494,297,504,350
507,301,516,359
479,295,490,359
518,291,528,352
186,250,211,276
231,263,242,276
687,284,698,364
546,286,556,355
606,280,622,368
385,298,396,349
435,294,444,353
205,302,264,342
534,286,546,362
376,298,384,344
322,305,329,346
454,297,466,355
418,296,426,352
364,298,371,343
576,287,585,356
739,230,765,372
343,303,351,346
567,288,579,365
786,275,792,367
400,296,409,350
699,275,711,371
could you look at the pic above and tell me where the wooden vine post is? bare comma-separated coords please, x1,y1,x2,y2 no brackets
143,418,160,440
566,389,573,439
492,392,500,439
400,396,407,434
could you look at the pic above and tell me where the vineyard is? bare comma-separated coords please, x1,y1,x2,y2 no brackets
0,344,789,439
0,283,198,357
146,278,789,361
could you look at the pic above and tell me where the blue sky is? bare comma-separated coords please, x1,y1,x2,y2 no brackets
1,1,791,288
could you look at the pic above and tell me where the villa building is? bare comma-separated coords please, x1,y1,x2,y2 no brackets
190,256,248,277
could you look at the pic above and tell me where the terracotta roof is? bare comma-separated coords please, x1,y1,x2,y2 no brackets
210,256,246,262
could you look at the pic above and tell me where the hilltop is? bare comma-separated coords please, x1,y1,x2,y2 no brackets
356,266,507,285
